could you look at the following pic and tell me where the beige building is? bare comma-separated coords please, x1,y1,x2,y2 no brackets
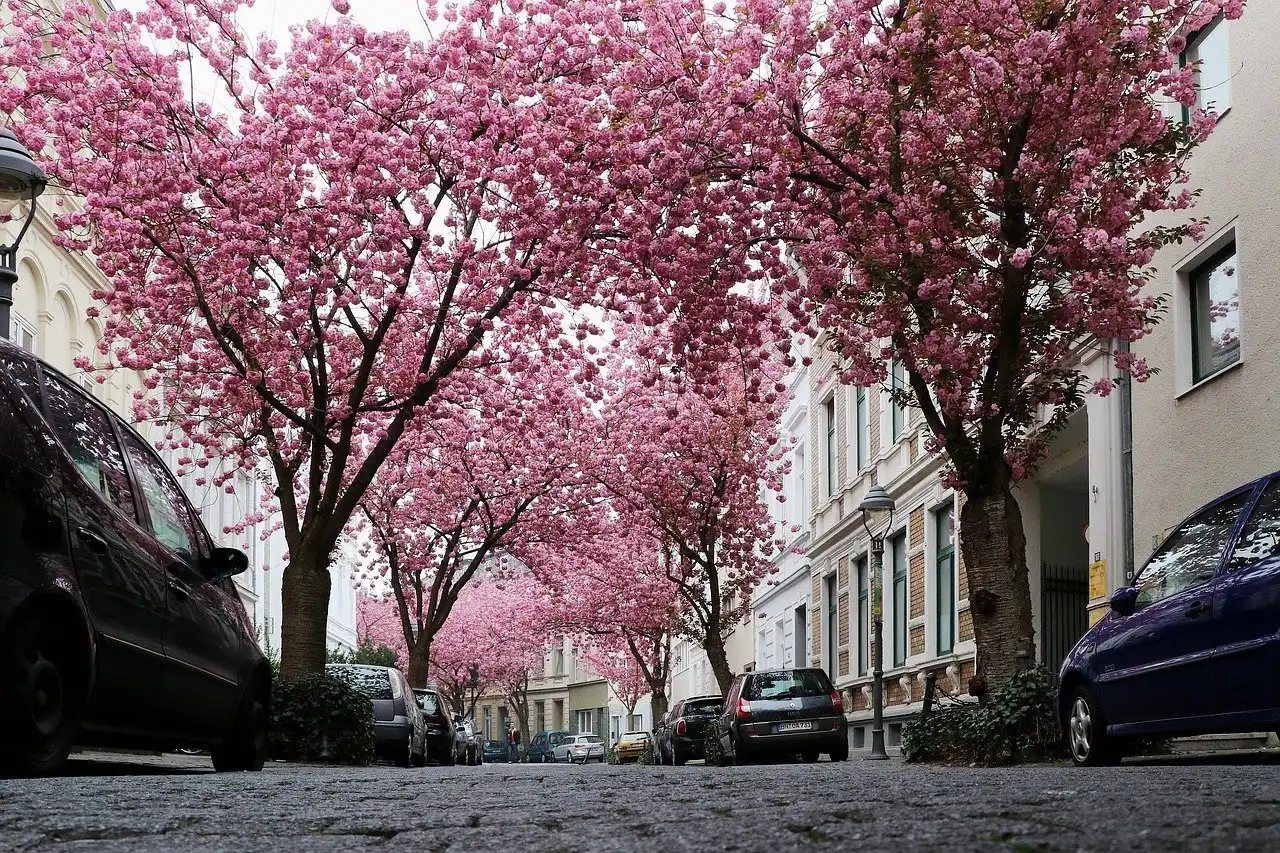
1131,1,1280,556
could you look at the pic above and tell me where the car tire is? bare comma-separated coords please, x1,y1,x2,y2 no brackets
0,616,83,777
1066,685,1120,767
672,745,687,766
211,679,268,773
395,734,413,768
801,750,819,763
830,738,849,762
411,741,427,767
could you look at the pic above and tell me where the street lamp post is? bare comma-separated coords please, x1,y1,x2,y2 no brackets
859,485,896,761
467,664,479,727
0,127,48,342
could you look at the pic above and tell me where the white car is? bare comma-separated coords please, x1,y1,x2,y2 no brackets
552,733,606,764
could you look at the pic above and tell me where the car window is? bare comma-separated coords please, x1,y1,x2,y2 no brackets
0,352,40,403
327,666,393,701
1228,479,1280,572
40,374,138,521
417,692,440,715
1136,491,1249,607
579,735,603,744
744,670,832,701
684,699,722,715
120,430,198,560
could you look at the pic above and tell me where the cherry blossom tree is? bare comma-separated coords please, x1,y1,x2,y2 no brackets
584,643,649,728
0,0,766,681
596,332,789,694
709,0,1245,692
354,355,607,688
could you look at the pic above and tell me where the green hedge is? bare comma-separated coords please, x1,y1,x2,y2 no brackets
269,673,376,765
902,667,1066,766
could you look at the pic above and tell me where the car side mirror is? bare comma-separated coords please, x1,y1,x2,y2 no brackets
203,547,249,581
1109,586,1139,617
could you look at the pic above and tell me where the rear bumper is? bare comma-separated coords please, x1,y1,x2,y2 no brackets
374,717,412,749
670,734,706,756
739,717,846,751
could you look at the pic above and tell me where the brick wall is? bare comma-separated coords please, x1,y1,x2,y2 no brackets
909,625,926,656
837,554,849,589
810,570,822,663
908,552,925,620
959,606,974,642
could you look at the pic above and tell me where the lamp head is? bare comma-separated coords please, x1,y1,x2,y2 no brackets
858,486,896,539
0,128,46,249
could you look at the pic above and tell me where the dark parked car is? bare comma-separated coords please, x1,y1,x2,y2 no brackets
414,687,463,766
0,341,269,776
1059,471,1280,766
327,664,425,767
705,668,848,765
482,739,509,763
658,695,722,765
526,728,571,763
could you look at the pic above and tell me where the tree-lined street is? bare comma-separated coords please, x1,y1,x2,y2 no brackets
3,756,1280,852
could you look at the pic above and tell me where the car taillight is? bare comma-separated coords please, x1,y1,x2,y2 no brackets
389,673,404,701
675,719,687,736
736,697,751,718
830,691,844,713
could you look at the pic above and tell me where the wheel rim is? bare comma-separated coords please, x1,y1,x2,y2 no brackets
17,638,65,739
1069,696,1092,762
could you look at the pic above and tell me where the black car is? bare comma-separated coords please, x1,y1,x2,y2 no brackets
414,687,462,766
0,341,269,776
705,668,848,765
658,695,722,765
327,664,426,767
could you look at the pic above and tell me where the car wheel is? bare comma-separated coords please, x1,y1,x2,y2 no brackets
211,680,268,773
830,738,849,762
672,744,687,766
1066,686,1119,767
0,616,83,777
801,750,819,763
395,733,413,768
411,740,427,768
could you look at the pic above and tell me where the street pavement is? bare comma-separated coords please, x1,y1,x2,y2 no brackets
3,752,1280,852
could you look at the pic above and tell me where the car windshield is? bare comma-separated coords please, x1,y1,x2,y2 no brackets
684,699,722,715
415,691,440,715
327,666,393,701
620,733,648,742
744,670,831,701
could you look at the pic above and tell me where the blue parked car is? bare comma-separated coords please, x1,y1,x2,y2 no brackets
1059,471,1280,765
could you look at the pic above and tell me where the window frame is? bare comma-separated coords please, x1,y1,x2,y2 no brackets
1179,14,1231,123
822,395,837,498
1188,241,1240,384
10,314,36,353
891,532,908,667
935,504,957,656
856,555,869,676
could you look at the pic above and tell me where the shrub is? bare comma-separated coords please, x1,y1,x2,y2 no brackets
902,667,1067,766
269,673,376,765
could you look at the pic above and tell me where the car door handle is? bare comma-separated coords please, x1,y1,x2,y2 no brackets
1184,601,1209,619
75,525,109,555
166,568,191,601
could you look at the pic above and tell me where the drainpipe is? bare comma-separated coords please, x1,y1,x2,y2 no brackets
1118,339,1135,584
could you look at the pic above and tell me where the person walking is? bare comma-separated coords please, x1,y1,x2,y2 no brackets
508,727,521,762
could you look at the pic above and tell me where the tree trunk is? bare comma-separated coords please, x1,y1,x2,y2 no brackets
278,554,333,683
704,635,733,695
406,636,432,689
649,690,668,730
959,487,1036,700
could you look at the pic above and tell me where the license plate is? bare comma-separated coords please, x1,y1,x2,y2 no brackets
775,721,812,733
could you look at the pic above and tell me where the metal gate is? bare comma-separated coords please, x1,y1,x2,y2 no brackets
1041,562,1088,670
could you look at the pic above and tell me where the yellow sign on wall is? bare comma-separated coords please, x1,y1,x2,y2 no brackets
1088,560,1108,600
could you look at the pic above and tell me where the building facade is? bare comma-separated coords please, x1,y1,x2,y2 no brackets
1130,1,1279,561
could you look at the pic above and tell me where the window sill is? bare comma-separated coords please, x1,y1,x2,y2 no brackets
1177,358,1243,400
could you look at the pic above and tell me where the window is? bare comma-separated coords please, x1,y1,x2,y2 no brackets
856,555,869,676
891,533,907,667
1189,243,1240,383
551,647,565,676
823,396,836,497
935,505,957,656
120,430,198,560
853,386,868,472
1228,480,1280,572
890,359,906,442
10,314,36,353
794,444,807,522
1136,491,1248,607
575,710,594,734
40,374,137,521
743,669,832,701
325,665,393,701
825,573,837,677
1181,16,1231,118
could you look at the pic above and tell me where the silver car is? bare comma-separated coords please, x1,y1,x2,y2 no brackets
552,733,606,764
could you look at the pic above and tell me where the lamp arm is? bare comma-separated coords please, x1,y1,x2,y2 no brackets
2,184,41,254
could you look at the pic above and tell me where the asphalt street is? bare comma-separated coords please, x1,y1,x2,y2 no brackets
2,752,1279,852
